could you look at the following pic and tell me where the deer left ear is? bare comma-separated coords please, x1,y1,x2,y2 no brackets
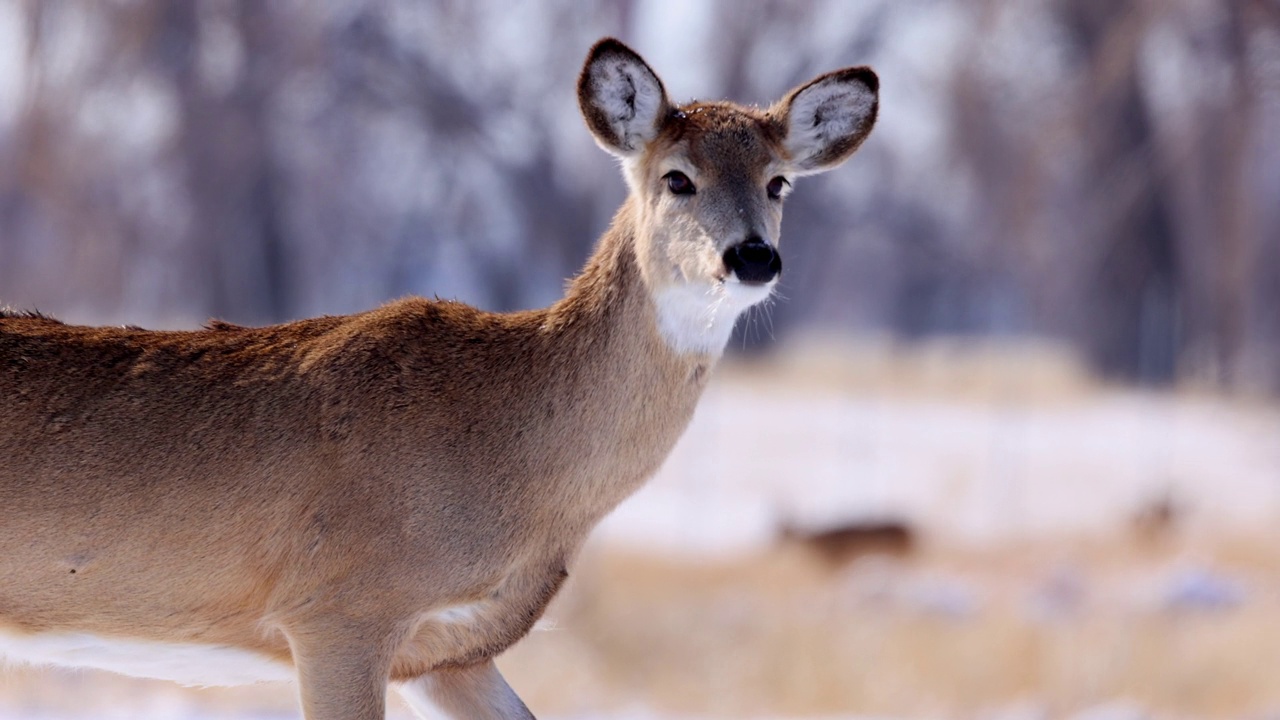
771,67,879,175
578,38,671,158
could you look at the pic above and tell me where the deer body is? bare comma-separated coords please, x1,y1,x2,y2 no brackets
0,39,876,719
1,217,698,684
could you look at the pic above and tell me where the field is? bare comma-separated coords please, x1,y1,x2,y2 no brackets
4,341,1279,719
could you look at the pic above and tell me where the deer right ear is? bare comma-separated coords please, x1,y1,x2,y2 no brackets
578,38,671,158
771,67,879,175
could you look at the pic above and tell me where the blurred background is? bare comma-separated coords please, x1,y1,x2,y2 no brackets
1,1,1279,719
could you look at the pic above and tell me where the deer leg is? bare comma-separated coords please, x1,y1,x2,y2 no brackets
397,661,535,720
287,622,396,720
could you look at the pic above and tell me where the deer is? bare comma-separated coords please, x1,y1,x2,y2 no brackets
0,38,877,720
778,518,916,569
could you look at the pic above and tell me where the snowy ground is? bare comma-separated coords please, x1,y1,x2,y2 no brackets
600,363,1280,553
3,349,1279,719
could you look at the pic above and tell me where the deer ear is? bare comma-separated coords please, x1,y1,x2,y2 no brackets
771,67,878,175
578,38,671,158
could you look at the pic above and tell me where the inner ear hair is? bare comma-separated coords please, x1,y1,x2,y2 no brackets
578,38,670,157
776,66,879,174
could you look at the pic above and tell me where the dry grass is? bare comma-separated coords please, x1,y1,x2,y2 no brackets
4,525,1279,720
501,533,1280,718
730,336,1099,404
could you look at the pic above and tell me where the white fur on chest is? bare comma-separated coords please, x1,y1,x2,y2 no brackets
0,630,294,687
653,279,773,356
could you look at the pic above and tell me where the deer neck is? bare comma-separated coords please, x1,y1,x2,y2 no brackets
535,198,720,517
549,197,721,369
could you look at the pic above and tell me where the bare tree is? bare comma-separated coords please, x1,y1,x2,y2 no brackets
0,0,1276,391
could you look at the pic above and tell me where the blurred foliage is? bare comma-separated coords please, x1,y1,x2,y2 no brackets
0,0,1276,391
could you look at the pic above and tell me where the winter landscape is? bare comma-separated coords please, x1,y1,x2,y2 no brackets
5,344,1280,719
2,0,1278,718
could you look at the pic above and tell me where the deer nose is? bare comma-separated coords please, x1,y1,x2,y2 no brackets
723,238,782,284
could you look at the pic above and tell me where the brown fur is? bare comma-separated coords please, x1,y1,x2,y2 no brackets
0,37,877,720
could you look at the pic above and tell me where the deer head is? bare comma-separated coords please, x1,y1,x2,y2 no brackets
577,38,878,355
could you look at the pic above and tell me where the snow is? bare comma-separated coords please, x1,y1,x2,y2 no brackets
595,376,1280,554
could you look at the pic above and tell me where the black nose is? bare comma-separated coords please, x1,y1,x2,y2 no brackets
723,238,782,284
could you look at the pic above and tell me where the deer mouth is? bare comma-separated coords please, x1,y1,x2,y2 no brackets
722,239,782,285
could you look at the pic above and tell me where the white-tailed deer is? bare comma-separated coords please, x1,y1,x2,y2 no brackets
0,38,877,719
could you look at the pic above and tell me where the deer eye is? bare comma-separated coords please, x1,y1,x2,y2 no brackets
664,171,696,196
767,176,790,200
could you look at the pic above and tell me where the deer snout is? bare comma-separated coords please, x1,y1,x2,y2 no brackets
723,237,781,285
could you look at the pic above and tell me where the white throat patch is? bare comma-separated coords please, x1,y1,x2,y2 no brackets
653,280,773,356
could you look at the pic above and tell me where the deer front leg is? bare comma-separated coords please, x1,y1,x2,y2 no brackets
287,621,396,720
397,661,535,720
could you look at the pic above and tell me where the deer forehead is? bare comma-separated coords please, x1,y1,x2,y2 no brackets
645,103,785,182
